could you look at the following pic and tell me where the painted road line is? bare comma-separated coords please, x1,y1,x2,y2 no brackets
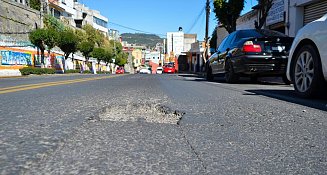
0,75,125,94
0,76,108,91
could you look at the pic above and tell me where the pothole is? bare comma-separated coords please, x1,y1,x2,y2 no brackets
97,103,184,125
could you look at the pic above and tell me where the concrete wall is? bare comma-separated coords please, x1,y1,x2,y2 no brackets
0,0,41,41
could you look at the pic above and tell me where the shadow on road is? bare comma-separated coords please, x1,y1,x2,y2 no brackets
244,89,327,112
179,74,327,111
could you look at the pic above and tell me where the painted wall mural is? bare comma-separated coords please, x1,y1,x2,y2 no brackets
0,50,32,66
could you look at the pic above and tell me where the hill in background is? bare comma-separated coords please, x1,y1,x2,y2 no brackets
121,33,163,48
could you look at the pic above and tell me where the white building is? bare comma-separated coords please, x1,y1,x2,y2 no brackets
287,0,327,36
216,0,327,47
108,28,120,41
74,2,109,36
166,31,184,56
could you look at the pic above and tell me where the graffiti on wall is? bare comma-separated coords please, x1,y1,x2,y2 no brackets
0,50,32,65
55,55,64,70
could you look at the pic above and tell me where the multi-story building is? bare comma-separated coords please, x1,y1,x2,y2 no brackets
216,0,327,48
287,0,327,36
108,29,120,41
74,2,108,36
47,0,76,28
132,49,142,71
183,34,197,53
166,31,184,57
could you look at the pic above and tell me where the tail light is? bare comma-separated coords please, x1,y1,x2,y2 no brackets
242,41,262,53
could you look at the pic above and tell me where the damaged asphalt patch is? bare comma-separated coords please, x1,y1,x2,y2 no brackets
97,103,185,125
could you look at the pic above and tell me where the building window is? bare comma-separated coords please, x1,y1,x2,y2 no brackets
52,9,61,19
93,17,107,28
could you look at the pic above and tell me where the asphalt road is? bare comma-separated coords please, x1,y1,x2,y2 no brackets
0,74,326,174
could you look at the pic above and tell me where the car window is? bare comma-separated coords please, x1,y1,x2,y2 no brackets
236,29,287,39
257,29,288,37
217,36,228,52
225,32,237,48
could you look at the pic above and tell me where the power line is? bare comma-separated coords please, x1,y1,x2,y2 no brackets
186,5,206,34
109,21,166,37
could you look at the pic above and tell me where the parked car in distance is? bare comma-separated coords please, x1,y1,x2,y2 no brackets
286,13,327,98
115,67,125,74
139,67,151,74
163,64,175,74
156,67,163,74
206,29,294,83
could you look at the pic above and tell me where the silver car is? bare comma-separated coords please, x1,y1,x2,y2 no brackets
286,13,327,98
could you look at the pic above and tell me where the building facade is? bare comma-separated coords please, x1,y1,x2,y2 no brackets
74,2,108,36
216,0,327,48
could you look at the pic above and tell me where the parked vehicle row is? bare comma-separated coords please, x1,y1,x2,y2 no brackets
206,29,293,84
206,13,327,98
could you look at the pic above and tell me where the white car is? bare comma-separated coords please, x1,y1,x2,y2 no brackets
286,13,327,98
139,67,151,74
156,67,163,74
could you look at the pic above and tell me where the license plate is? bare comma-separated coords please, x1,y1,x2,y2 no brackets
272,46,285,52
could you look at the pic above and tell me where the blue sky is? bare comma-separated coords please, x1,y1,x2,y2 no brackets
79,0,256,40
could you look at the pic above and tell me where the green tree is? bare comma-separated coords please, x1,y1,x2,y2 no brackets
95,31,105,47
29,28,47,65
78,41,94,63
83,24,97,44
44,28,59,56
75,29,87,43
104,47,114,66
43,14,65,32
254,0,274,29
29,0,41,11
209,27,218,51
92,47,105,71
213,0,245,33
56,29,79,61
115,52,128,66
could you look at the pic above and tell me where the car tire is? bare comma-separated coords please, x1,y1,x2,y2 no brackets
225,59,239,83
206,66,214,81
292,44,326,98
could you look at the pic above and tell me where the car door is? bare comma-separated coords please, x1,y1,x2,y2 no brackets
217,32,236,73
209,52,219,74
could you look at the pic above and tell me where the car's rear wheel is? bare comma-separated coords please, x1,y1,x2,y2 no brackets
292,45,325,98
206,66,214,81
225,59,239,83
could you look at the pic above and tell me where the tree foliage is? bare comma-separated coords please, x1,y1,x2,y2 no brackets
209,27,218,51
213,0,245,33
29,28,47,64
29,0,41,11
78,41,94,62
255,0,274,29
43,14,65,32
44,28,59,54
56,29,79,60
92,47,106,63
115,52,128,66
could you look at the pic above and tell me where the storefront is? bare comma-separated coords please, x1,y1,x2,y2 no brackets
303,0,327,25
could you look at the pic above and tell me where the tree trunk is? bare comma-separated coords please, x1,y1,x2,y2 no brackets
41,49,45,67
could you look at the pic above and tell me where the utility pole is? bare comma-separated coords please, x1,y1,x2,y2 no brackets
204,0,210,63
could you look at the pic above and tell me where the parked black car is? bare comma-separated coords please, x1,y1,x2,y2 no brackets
206,29,294,83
